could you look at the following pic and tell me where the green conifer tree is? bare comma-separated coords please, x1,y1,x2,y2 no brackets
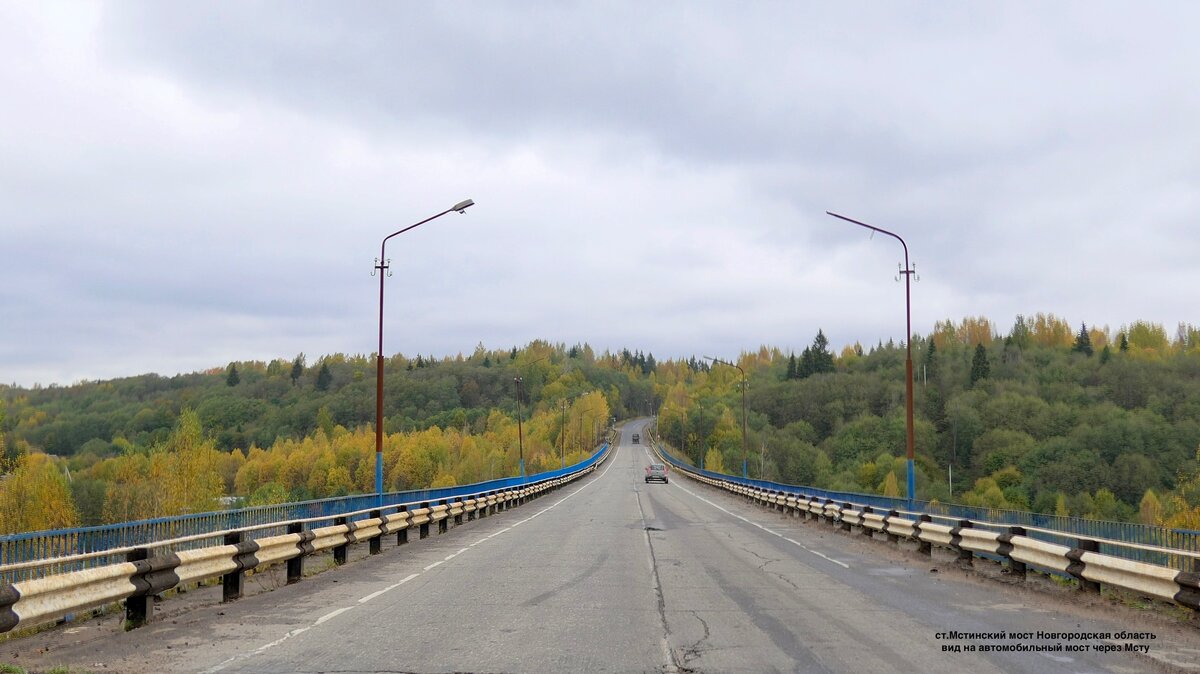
315,363,333,391
970,343,990,385
1072,323,1094,356
290,354,305,386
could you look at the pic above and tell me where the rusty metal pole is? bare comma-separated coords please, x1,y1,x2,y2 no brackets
514,376,526,480
375,199,474,505
827,211,917,508
560,398,569,469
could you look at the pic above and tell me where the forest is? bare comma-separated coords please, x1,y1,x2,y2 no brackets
657,315,1200,530
3,314,1200,535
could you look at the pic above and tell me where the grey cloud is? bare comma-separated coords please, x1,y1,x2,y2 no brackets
3,2,1199,386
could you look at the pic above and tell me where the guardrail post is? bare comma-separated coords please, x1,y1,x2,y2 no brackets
125,548,153,629
287,523,305,584
1069,539,1101,594
999,526,1026,579
454,501,464,526
859,507,873,536
467,499,476,522
222,531,245,602
885,510,900,544
369,510,382,555
951,520,973,566
915,514,932,556
438,500,449,534
333,517,349,566
419,502,431,539
397,506,409,546
841,503,853,532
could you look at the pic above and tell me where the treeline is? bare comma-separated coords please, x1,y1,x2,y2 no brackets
0,342,642,532
5,316,1200,533
656,315,1200,528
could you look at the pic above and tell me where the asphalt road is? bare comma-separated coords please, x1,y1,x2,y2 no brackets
11,420,1189,673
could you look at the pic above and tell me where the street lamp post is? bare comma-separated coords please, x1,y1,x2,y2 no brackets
514,376,527,480
704,356,749,479
560,398,568,468
827,211,917,507
374,199,474,505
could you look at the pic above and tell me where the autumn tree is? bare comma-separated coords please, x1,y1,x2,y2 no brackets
0,452,78,534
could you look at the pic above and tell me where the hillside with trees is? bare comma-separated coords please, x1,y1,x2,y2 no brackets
3,316,1200,535
0,341,652,532
656,315,1200,529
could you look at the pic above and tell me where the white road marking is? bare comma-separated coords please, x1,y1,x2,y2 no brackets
646,446,851,570
206,446,622,672
315,607,353,625
358,572,420,603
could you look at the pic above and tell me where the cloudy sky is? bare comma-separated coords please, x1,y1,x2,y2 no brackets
2,2,1198,387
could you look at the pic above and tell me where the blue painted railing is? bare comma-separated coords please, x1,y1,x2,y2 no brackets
0,443,610,583
653,441,1200,572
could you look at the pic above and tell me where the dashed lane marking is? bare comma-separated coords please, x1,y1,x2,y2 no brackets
204,445,622,673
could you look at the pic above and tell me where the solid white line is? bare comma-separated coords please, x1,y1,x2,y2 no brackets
651,447,852,570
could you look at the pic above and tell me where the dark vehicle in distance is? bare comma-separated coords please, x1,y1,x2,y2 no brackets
632,433,640,444
645,463,668,483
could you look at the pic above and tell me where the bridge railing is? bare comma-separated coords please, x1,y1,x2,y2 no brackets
0,441,614,634
648,433,1200,573
0,443,610,584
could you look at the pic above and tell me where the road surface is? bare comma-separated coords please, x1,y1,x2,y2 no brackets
8,420,1192,673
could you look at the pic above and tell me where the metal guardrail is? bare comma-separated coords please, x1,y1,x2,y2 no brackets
0,443,611,584
653,441,1200,612
648,434,1200,573
0,442,614,635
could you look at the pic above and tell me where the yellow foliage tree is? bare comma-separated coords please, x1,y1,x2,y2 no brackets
0,452,79,534
1029,313,1074,348
1138,489,1162,525
879,471,900,498
704,447,725,474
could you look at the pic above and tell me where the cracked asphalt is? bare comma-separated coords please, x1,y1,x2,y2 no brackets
9,419,1192,673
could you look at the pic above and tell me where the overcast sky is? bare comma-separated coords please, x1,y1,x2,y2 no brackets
2,2,1198,387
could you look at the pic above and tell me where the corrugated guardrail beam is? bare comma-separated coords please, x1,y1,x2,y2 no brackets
651,441,1200,612
0,445,610,635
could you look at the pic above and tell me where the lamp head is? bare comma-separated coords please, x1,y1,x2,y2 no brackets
453,198,475,214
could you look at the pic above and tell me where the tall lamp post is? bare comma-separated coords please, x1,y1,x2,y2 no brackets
514,376,527,480
373,199,474,504
513,355,552,479
559,394,579,469
704,356,749,479
827,211,917,507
